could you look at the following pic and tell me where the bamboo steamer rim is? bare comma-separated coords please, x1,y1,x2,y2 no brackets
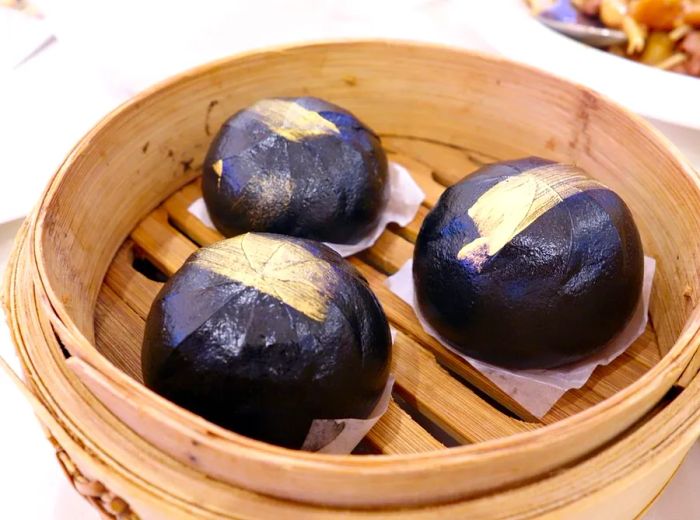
28,39,700,474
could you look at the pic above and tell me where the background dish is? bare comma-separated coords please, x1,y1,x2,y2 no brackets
472,0,700,132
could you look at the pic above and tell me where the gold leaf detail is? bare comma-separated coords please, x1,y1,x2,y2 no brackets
250,99,340,142
457,164,605,270
193,233,333,321
212,159,223,189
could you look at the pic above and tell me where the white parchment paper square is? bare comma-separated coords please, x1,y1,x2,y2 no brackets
301,329,397,453
188,162,425,257
301,376,395,454
386,257,656,418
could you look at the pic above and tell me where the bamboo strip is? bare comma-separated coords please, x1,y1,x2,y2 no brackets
94,286,143,382
391,332,535,440
104,242,163,318
383,136,490,187
388,206,428,243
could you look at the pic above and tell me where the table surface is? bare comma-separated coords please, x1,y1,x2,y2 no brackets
1,1,698,518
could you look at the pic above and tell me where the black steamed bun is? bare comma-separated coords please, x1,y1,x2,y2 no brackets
413,157,644,369
202,97,389,244
142,233,391,448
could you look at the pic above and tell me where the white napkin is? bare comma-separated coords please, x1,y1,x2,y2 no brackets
188,162,425,257
386,257,656,418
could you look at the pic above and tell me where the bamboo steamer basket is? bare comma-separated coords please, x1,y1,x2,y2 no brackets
4,41,700,518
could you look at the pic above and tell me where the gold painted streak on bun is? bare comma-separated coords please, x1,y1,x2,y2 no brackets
457,164,607,270
249,99,340,142
212,159,223,189
192,233,333,321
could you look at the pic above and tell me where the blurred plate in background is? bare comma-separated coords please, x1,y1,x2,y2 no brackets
470,0,700,132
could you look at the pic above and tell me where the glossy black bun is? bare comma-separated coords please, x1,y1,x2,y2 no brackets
202,97,389,244
142,233,391,448
413,157,644,369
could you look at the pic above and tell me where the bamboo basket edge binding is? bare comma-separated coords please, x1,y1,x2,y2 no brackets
13,40,700,507
5,216,700,519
